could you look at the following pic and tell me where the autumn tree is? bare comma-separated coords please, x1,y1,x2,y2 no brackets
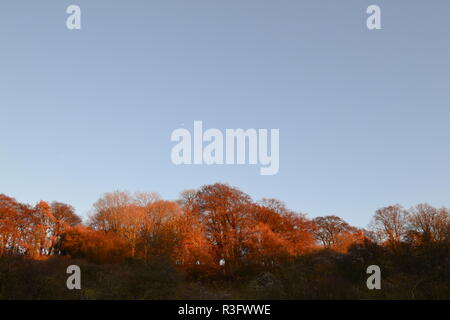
59,225,129,263
139,200,185,261
245,199,316,265
90,191,185,261
28,201,55,257
312,215,357,250
0,195,32,255
90,191,134,232
176,190,217,276
0,195,82,258
91,192,143,257
185,185,318,272
261,199,316,255
49,202,82,255
369,205,408,248
407,203,450,244
189,183,253,272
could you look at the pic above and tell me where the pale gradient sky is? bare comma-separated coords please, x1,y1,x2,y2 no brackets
1,1,449,227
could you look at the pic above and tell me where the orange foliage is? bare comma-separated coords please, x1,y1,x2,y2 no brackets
59,225,129,263
0,195,81,257
5,184,445,279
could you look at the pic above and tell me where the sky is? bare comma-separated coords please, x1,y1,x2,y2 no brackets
1,0,450,227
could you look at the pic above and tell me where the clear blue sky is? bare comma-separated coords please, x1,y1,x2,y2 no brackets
1,1,449,227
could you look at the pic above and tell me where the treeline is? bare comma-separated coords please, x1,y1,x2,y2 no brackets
0,183,449,299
